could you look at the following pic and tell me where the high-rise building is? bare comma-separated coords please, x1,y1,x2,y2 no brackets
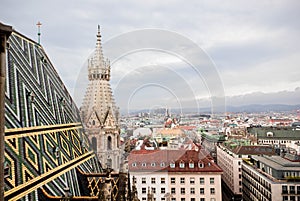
80,26,121,171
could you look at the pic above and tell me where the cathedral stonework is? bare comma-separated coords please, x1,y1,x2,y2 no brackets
80,26,121,172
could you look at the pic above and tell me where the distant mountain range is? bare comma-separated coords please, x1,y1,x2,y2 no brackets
121,104,300,115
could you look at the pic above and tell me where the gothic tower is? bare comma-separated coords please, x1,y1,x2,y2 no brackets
80,25,121,171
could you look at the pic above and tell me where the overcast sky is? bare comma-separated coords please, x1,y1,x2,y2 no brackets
2,0,300,112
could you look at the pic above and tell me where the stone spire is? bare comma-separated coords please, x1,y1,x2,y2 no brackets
81,26,118,128
80,26,120,171
88,25,110,81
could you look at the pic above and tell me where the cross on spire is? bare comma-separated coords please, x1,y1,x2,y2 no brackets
36,21,42,44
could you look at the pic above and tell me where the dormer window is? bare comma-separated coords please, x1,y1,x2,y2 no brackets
142,163,146,167
170,162,175,168
198,162,204,168
189,161,194,168
179,161,185,168
132,162,137,167
151,163,156,167
160,162,165,167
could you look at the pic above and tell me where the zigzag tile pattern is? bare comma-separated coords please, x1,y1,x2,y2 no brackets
4,31,103,201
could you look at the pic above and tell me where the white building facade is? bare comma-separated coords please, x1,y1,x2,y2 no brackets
129,149,223,201
216,145,243,196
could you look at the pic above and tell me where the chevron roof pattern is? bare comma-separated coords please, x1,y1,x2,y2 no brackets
4,31,103,201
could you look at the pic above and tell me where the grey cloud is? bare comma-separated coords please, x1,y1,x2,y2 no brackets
2,0,300,111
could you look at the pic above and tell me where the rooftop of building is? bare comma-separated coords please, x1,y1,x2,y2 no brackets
128,149,223,173
156,128,186,136
248,126,300,140
252,155,300,171
221,139,276,156
201,132,226,142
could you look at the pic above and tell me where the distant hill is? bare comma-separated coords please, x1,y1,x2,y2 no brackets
121,104,300,115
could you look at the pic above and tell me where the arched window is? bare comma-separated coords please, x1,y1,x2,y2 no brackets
107,136,112,150
92,137,97,152
179,161,185,168
198,161,204,168
189,161,194,168
107,158,112,168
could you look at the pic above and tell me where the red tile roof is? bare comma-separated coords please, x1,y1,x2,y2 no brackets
231,145,276,155
128,149,223,173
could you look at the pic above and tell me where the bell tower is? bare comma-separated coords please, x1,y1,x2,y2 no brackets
80,25,121,171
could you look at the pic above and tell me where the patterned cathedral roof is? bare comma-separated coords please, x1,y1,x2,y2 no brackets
1,22,131,200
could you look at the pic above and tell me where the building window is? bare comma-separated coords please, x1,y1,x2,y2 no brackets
282,196,288,201
200,198,205,201
171,198,176,201
190,177,195,184
142,188,146,194
170,162,175,168
151,178,156,184
290,196,295,201
181,188,185,194
106,158,112,169
290,186,295,194
171,177,175,184
179,161,185,168
180,178,185,184
142,163,146,167
198,162,204,168
210,178,214,185
142,198,146,201
142,177,146,184
107,136,112,150
210,188,215,195
191,198,195,201
132,162,136,167
161,162,165,167
161,188,166,194
189,162,194,168
171,188,176,194
181,199,185,201
200,188,204,194
210,199,216,201
200,178,204,184
282,186,288,194
190,187,195,194
161,177,166,184
151,162,156,167
152,187,156,194
92,137,97,152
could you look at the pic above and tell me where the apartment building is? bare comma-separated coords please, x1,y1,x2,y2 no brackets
242,155,300,201
128,148,223,201
217,140,275,200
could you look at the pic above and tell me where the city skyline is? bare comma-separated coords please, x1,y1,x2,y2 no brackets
2,0,300,111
